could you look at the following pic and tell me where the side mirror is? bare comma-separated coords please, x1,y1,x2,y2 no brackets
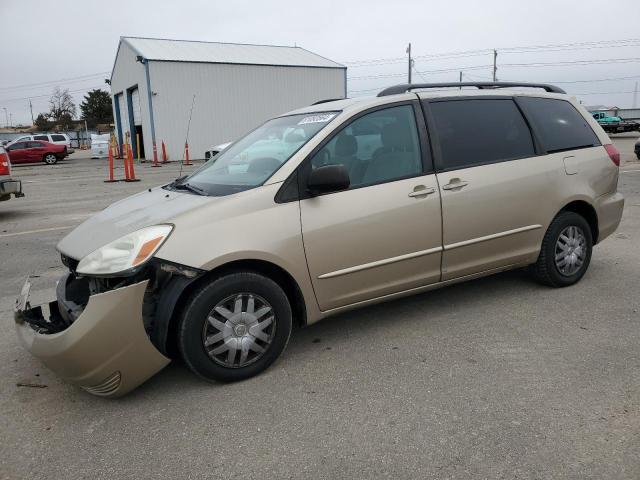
307,164,350,194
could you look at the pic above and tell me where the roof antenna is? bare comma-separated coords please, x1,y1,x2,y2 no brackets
178,94,196,179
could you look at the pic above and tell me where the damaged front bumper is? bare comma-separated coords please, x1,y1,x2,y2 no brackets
0,178,24,201
14,275,170,397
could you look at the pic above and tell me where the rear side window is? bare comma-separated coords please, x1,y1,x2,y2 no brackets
428,99,535,170
51,134,66,141
33,135,48,141
518,97,600,153
28,141,43,148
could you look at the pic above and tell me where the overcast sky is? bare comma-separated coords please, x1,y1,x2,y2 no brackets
1,0,640,125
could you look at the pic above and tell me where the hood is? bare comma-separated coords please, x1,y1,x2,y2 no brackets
57,186,212,260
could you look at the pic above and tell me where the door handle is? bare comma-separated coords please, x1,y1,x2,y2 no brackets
441,179,469,190
408,186,435,198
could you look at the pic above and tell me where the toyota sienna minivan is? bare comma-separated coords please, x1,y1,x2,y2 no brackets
15,82,624,397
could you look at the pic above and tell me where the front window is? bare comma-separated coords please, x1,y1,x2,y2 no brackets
177,112,338,196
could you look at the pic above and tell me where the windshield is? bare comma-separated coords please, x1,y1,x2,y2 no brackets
180,112,339,196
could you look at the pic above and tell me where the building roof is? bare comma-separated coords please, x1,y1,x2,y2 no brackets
120,36,345,69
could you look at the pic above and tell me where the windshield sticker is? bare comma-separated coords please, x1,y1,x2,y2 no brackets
297,113,337,125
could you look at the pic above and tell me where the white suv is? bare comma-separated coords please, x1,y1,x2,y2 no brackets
8,133,74,155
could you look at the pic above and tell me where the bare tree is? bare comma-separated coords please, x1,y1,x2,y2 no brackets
48,87,76,121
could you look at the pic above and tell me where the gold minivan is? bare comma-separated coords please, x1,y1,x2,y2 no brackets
15,82,624,397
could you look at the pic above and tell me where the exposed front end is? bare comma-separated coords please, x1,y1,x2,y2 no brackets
15,273,171,397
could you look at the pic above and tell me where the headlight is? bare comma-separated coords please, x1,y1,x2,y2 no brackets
76,225,173,276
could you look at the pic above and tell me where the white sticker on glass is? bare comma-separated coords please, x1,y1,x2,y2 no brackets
298,113,337,125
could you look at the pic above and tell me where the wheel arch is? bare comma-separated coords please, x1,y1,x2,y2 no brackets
559,199,599,244
159,258,307,358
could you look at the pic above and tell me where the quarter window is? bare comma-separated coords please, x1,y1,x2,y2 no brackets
518,97,600,153
51,134,66,141
310,105,422,188
429,99,535,170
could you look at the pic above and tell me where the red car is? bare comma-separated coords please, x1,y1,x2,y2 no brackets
6,140,67,165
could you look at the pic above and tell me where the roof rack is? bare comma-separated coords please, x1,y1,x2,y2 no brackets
312,98,345,105
377,82,566,97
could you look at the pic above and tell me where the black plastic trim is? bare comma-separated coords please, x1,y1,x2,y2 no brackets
150,273,201,356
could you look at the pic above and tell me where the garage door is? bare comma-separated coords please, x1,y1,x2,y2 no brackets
131,88,142,126
118,94,129,138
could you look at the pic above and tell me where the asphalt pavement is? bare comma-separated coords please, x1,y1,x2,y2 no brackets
1,137,639,479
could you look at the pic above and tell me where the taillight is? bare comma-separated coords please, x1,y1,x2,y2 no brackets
0,152,10,176
604,144,620,167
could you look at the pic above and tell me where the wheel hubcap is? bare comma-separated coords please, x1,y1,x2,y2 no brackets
202,293,275,368
554,225,587,276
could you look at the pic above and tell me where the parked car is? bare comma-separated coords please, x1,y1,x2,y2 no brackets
15,82,624,397
0,145,24,202
7,133,74,155
6,140,67,165
204,142,232,160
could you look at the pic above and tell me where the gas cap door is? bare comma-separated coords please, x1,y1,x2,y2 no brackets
563,155,578,175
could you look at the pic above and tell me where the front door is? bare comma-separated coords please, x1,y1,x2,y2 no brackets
300,103,443,311
7,142,28,164
424,97,547,280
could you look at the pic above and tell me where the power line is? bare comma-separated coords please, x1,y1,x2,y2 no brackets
349,57,640,82
501,57,640,68
341,38,640,67
349,64,493,80
0,72,110,92
0,85,107,104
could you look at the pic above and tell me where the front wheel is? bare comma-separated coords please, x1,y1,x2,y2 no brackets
178,271,292,383
531,211,593,287
43,153,58,165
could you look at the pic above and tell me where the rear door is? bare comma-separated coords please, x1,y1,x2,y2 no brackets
423,97,551,280
27,141,47,162
299,102,443,311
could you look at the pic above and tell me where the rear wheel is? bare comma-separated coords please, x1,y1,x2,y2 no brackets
178,271,292,382
43,153,57,165
531,211,593,287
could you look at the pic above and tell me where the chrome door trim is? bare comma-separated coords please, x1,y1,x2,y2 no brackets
444,224,542,251
318,246,443,279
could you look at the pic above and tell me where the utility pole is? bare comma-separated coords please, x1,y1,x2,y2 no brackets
407,43,412,84
29,99,34,125
492,49,498,82
634,81,638,109
2,107,7,128
459,71,463,89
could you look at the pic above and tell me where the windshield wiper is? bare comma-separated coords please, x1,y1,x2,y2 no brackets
172,182,208,196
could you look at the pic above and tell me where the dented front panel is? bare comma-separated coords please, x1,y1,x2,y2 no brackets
15,279,170,397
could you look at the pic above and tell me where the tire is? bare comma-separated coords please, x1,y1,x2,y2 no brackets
43,153,58,165
636,153,640,160
178,271,292,383
531,211,593,287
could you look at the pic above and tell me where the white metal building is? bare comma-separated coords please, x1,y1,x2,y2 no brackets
109,37,346,161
